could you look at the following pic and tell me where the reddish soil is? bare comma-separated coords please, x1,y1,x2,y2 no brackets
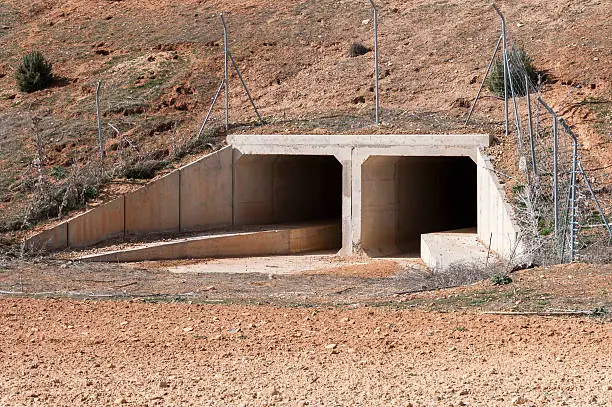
1,297,611,407
1,255,611,406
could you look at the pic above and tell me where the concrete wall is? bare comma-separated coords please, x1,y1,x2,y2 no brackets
125,172,180,236
477,149,521,259
24,147,235,251
233,154,275,225
180,146,233,232
24,222,68,252
68,197,124,248
360,156,400,256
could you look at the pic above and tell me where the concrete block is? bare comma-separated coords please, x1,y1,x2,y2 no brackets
421,230,490,270
125,171,180,236
179,146,233,232
68,197,124,248
24,223,68,252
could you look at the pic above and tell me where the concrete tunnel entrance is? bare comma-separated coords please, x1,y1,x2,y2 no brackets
233,154,343,250
33,134,515,265
361,156,477,256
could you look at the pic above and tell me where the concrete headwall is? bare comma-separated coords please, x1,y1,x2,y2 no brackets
24,146,234,251
476,149,521,259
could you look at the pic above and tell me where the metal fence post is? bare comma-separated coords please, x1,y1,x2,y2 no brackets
227,50,264,125
221,13,229,132
538,98,559,244
95,80,104,162
526,75,537,179
368,0,380,124
559,119,578,262
197,78,225,139
490,2,509,137
465,34,502,126
495,8,523,149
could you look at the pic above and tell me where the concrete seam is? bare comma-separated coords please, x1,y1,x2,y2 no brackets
123,194,126,239
178,170,182,233
231,148,236,226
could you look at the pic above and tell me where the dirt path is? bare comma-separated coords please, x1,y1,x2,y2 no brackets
1,298,611,407
0,256,432,305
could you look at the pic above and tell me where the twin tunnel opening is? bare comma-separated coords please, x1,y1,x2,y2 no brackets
234,154,476,257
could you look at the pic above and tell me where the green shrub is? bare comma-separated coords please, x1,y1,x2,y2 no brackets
15,51,54,92
491,273,512,286
50,166,68,179
349,42,370,57
486,47,537,97
123,160,166,180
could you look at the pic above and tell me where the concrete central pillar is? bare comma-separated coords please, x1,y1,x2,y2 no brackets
335,152,353,255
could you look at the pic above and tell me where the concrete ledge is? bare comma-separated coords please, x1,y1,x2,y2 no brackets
289,222,342,253
78,222,341,262
230,134,491,148
421,229,491,270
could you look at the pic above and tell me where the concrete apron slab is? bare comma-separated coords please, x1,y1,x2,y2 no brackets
167,254,425,275
77,222,341,263
420,228,495,270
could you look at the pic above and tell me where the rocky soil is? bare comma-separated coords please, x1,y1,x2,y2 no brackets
0,261,611,406
1,296,611,407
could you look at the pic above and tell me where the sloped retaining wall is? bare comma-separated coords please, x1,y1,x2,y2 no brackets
25,146,233,252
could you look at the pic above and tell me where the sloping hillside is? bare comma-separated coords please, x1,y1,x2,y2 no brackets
0,0,610,241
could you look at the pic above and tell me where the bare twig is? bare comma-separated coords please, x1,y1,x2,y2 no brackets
483,310,603,317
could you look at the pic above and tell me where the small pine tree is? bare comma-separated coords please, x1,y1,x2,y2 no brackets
15,51,53,92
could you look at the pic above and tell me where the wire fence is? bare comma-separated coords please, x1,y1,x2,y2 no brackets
468,2,611,264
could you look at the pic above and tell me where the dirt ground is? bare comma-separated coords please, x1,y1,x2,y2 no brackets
1,259,611,406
